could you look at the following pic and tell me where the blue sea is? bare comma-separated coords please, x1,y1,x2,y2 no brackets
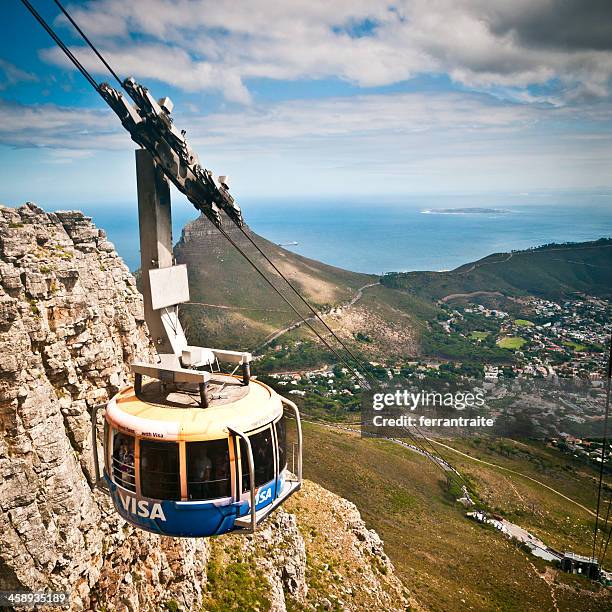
79,194,612,274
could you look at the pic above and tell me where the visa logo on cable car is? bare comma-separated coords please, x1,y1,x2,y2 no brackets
255,486,272,505
119,492,167,521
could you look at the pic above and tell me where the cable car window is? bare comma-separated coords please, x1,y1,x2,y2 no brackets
241,427,275,493
275,416,287,472
112,431,135,492
140,440,180,500
186,440,231,500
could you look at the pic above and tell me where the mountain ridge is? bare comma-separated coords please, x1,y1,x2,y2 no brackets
175,214,611,361
382,237,612,302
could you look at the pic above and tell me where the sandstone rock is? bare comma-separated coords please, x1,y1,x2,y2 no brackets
98,240,116,253
0,295,18,327
0,264,22,291
0,204,169,610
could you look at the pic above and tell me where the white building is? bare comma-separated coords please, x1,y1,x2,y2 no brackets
484,366,499,381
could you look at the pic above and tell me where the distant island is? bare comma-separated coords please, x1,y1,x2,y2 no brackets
421,207,511,215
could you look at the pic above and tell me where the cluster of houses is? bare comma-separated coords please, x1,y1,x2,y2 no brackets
462,304,508,319
534,297,609,348
466,296,610,383
549,435,611,465
266,367,361,399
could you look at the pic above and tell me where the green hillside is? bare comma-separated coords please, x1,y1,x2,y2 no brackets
175,222,611,365
174,214,376,348
298,422,610,611
381,238,612,301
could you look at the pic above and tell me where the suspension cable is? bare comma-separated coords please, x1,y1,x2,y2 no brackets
52,0,124,88
599,495,612,566
601,516,612,568
31,0,388,390
238,226,376,375
593,331,612,561
215,224,372,388
414,426,466,484
18,0,100,91
598,338,612,564
598,486,612,561
400,426,451,475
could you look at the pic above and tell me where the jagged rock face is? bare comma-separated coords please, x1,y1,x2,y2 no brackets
247,510,308,608
286,481,410,611
0,203,209,610
0,204,410,612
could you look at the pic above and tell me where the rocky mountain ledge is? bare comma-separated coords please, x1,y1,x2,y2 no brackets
0,203,412,611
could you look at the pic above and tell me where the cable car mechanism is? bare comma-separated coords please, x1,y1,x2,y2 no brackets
18,0,306,538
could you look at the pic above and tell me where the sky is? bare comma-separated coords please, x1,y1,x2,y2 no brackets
1,0,612,210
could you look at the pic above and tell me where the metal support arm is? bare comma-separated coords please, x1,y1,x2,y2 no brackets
279,396,303,482
228,427,257,533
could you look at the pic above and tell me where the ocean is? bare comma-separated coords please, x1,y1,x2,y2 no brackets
82,195,612,274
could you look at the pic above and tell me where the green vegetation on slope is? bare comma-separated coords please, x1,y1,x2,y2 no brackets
300,422,610,612
381,238,612,301
201,541,271,611
422,326,512,363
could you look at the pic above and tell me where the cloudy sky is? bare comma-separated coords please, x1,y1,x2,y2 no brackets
1,0,612,208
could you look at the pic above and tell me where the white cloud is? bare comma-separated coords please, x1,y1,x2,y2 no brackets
40,43,252,104
0,90,537,151
189,92,539,145
3,90,611,153
2,89,610,196
0,59,38,90
0,100,126,149
42,0,612,103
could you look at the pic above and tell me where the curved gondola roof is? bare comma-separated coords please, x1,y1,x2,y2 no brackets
106,374,283,441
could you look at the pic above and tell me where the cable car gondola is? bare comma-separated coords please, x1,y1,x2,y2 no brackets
88,148,302,537
100,362,301,537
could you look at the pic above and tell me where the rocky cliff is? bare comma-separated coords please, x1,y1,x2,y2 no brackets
0,204,411,611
